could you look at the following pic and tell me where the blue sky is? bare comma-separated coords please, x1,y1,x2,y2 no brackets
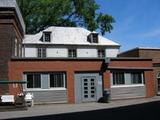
96,0,160,51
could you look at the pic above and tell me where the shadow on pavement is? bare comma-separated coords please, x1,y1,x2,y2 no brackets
6,101,160,120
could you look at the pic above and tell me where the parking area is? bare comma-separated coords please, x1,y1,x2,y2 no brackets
0,96,160,120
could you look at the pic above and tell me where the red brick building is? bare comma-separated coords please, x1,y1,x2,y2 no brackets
0,0,156,104
8,58,155,104
0,0,25,95
119,47,160,95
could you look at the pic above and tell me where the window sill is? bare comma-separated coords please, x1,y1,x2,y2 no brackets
24,88,67,91
111,84,145,88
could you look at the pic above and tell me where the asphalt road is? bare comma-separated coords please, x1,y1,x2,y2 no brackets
6,101,159,120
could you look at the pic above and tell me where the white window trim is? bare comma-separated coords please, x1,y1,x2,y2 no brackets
24,88,67,91
111,84,145,88
111,72,144,86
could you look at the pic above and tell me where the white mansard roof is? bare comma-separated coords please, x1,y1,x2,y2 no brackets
23,26,120,46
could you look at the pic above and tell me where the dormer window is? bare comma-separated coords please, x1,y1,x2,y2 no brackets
87,33,98,43
43,32,51,42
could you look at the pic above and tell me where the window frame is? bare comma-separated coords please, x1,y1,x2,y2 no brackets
112,72,125,85
68,49,77,58
37,48,46,58
49,73,66,89
43,32,51,42
92,34,98,43
98,49,105,58
26,74,41,89
111,71,144,88
131,72,143,84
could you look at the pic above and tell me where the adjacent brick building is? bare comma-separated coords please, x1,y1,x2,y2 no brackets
0,0,25,94
119,47,160,94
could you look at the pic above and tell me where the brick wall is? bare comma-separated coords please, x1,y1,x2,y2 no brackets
0,8,24,94
9,60,104,103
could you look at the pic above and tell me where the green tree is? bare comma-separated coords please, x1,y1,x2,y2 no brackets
17,0,115,35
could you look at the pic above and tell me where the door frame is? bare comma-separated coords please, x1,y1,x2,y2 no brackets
74,73,103,104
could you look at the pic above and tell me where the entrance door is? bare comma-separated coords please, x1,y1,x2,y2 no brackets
82,77,96,102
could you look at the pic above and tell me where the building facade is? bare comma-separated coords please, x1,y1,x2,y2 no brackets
119,47,160,95
0,0,156,104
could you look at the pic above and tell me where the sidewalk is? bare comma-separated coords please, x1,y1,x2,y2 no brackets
0,96,160,120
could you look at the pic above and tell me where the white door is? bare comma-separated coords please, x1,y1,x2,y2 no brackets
82,77,97,102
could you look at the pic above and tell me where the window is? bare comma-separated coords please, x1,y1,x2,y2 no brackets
27,74,41,88
112,72,144,86
87,33,98,43
50,73,65,88
157,73,160,79
43,32,51,42
98,49,105,58
131,72,143,84
113,72,125,85
14,38,18,57
68,49,77,58
92,34,98,43
37,48,46,58
19,43,22,57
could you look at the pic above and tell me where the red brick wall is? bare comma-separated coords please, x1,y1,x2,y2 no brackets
145,71,156,97
109,59,155,98
103,71,110,89
9,60,103,103
8,59,155,103
109,60,153,68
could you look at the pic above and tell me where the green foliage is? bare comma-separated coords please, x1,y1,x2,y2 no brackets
17,0,115,35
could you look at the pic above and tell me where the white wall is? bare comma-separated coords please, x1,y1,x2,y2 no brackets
77,48,97,58
47,48,68,57
105,48,119,57
24,46,119,58
24,47,37,57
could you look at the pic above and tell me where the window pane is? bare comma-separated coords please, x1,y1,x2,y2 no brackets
68,49,76,58
50,73,64,88
37,48,46,58
131,73,142,84
44,33,51,42
34,74,41,88
42,48,46,58
37,48,42,58
98,50,105,58
27,74,41,88
92,34,98,43
27,74,33,88
113,72,125,85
